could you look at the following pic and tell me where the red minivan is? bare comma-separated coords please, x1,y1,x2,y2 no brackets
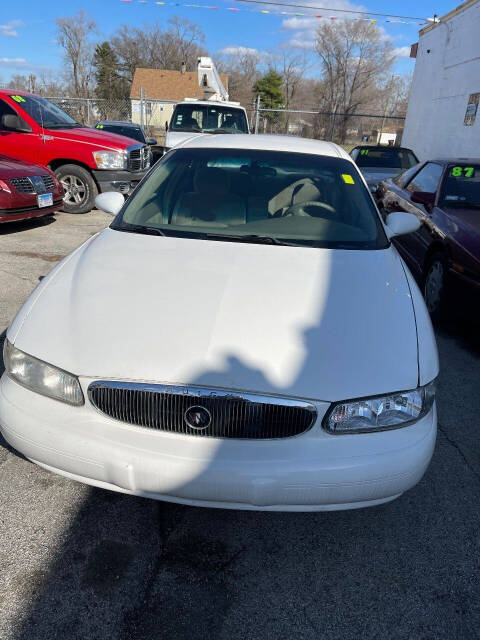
0,154,63,224
0,90,150,214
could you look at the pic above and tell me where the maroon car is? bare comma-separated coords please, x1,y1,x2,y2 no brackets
376,158,480,318
0,154,63,224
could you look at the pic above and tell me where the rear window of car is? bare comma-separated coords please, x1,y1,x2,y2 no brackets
354,147,418,169
96,124,145,143
440,164,480,208
114,148,388,250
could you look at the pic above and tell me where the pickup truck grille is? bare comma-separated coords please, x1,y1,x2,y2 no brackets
11,175,55,194
88,382,317,439
128,146,149,172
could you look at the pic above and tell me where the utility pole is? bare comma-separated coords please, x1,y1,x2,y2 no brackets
329,104,337,142
379,75,396,142
140,85,145,131
254,94,260,134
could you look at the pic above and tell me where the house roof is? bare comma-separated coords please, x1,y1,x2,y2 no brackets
130,68,229,101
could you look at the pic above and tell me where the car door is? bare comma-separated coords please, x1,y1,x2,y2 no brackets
0,96,42,164
400,163,444,269
391,163,444,274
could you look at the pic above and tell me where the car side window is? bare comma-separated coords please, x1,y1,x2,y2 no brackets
392,164,421,188
0,99,17,130
406,163,443,194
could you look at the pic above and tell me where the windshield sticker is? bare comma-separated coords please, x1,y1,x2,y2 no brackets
342,174,355,184
10,95,26,103
96,124,104,129
450,166,475,178
360,149,369,155
445,195,460,201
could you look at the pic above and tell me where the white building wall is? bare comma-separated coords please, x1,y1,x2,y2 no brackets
402,0,480,160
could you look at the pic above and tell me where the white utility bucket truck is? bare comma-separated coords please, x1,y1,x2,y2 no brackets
164,57,249,152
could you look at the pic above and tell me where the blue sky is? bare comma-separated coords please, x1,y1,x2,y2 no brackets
0,0,455,83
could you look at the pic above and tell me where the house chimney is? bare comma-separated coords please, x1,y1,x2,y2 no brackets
181,61,186,75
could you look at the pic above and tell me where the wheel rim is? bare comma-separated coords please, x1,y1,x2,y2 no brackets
424,260,444,312
60,175,87,206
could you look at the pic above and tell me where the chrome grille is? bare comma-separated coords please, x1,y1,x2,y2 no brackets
11,177,34,193
88,382,317,439
41,174,55,191
11,175,55,194
128,146,149,172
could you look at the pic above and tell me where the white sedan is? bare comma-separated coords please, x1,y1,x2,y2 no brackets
0,134,438,511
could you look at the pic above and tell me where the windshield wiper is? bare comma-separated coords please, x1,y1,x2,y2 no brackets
203,233,300,246
113,223,166,236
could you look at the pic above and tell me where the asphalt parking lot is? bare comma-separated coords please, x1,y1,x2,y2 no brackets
0,212,479,640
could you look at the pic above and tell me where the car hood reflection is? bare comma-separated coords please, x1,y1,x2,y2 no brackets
11,229,419,402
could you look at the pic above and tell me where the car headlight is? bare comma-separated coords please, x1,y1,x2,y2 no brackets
93,150,127,170
323,381,436,434
3,339,84,406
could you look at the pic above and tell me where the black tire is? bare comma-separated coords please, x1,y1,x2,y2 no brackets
54,164,97,214
423,251,448,322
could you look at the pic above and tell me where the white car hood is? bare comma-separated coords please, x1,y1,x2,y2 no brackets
165,130,204,149
10,229,419,402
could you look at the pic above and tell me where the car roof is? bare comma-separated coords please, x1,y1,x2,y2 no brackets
430,157,480,165
352,145,416,152
175,100,245,108
96,121,140,127
0,88,31,96
179,134,350,159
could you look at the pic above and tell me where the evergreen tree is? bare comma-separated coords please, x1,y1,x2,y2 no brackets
253,71,285,128
93,42,129,118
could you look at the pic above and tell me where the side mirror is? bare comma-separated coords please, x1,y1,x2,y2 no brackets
411,191,435,210
147,137,157,146
95,191,125,216
385,211,421,238
2,114,32,133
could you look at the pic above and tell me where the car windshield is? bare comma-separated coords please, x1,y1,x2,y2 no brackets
441,164,480,208
113,148,388,249
96,123,145,143
170,104,248,134
354,147,418,169
11,95,81,129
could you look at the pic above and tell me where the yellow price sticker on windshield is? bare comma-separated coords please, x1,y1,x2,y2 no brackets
342,174,355,184
10,95,26,103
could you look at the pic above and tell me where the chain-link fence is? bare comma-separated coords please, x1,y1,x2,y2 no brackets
24,95,406,151
251,107,406,150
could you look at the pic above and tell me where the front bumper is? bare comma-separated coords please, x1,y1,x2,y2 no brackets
0,200,63,224
0,374,437,511
92,169,150,195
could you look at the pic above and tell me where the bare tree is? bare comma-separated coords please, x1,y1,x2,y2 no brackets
56,10,97,100
315,20,394,142
110,18,206,85
273,47,308,132
215,48,262,107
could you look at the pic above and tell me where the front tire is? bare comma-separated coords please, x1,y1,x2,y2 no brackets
55,164,97,214
423,252,448,321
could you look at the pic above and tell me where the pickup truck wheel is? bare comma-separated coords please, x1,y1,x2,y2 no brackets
55,165,97,214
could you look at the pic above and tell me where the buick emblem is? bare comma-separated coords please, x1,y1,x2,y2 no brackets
184,405,212,430
30,176,47,194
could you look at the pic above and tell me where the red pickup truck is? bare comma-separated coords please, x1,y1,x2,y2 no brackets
0,90,150,213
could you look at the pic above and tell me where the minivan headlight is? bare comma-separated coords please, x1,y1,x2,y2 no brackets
323,381,436,434
93,150,127,170
3,339,84,406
